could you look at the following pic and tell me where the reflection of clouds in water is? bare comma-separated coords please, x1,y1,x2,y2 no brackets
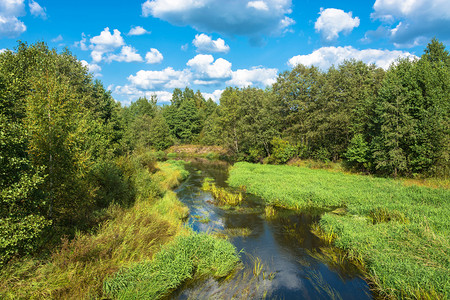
271,258,304,291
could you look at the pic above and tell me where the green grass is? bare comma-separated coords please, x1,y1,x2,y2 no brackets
103,233,239,299
202,178,243,206
228,162,450,299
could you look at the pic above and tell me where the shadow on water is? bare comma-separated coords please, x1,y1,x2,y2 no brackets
171,159,372,299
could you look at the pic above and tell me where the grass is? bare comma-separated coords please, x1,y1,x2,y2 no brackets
228,162,450,299
103,232,239,299
202,178,243,206
0,156,238,299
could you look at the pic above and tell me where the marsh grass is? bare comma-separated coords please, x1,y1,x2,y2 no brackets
183,253,275,300
229,162,450,299
103,233,239,299
202,178,243,206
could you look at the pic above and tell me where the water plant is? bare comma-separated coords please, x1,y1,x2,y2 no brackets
201,178,243,206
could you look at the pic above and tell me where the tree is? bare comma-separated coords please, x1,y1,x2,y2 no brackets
371,59,416,177
25,60,95,224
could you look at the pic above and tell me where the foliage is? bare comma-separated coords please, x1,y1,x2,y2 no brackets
269,137,297,164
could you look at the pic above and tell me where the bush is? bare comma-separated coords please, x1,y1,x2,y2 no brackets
269,137,297,164
89,161,135,209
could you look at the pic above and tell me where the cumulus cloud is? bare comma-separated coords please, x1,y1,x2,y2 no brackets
0,0,26,38
187,54,232,83
128,26,150,36
81,60,102,77
113,85,173,105
0,49,7,54
193,33,230,53
227,67,278,88
89,27,125,62
107,46,143,63
288,46,416,70
371,0,450,46
315,8,360,42
145,48,163,64
247,1,269,11
128,68,192,90
202,89,224,102
29,0,46,19
141,0,295,42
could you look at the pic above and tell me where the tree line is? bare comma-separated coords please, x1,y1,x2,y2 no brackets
153,39,449,178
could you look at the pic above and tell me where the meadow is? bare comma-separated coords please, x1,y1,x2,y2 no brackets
228,162,450,299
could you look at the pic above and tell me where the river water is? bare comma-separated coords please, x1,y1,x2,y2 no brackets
172,160,372,299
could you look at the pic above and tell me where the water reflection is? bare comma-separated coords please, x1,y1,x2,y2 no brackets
172,159,372,299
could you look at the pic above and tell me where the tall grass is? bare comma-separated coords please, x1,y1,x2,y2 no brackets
0,155,236,299
202,178,243,206
228,162,450,299
103,233,239,299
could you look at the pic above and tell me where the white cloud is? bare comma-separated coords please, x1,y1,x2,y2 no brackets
315,8,360,42
227,67,278,88
142,0,294,42
51,34,63,42
128,26,150,36
193,33,230,53
107,46,143,63
89,27,125,62
0,49,7,54
29,0,46,19
1,0,25,16
247,1,269,11
202,89,223,102
113,85,174,105
128,67,192,90
80,60,102,77
145,48,164,64
371,0,450,46
187,54,232,82
288,46,416,70
0,0,26,38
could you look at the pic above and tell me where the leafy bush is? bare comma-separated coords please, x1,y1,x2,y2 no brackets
269,137,297,164
0,216,51,266
89,161,135,209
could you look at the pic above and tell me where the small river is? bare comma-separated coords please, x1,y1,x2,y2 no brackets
172,159,372,299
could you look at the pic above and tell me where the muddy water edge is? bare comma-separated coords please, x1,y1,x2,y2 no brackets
171,159,373,299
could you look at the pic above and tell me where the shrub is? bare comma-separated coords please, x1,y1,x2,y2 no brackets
270,137,297,164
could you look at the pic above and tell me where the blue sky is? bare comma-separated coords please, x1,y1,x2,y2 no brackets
1,0,449,105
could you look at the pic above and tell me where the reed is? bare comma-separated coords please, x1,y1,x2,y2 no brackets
202,178,243,206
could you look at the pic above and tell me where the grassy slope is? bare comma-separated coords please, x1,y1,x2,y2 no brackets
228,162,450,299
0,159,238,299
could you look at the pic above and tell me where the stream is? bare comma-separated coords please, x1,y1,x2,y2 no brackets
172,159,372,299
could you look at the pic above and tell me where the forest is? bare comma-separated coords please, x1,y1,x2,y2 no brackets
0,39,448,299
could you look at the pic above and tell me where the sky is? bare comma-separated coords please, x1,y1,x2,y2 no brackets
1,0,450,105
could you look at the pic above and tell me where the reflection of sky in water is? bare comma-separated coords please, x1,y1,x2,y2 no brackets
174,161,372,300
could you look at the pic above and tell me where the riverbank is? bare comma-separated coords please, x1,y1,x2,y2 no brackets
228,162,450,299
0,155,239,299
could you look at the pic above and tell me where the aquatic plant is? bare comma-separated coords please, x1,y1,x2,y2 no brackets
201,178,243,206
